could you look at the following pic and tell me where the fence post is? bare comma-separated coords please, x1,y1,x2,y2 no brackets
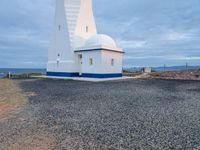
8,72,11,79
164,64,166,72
186,62,188,71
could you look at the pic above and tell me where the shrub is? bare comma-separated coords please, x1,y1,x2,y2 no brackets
6,73,42,79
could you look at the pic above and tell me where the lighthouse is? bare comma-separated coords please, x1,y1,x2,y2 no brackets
47,0,124,78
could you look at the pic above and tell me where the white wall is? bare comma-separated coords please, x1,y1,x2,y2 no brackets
80,51,102,74
101,51,123,74
47,0,97,73
74,0,97,40
79,50,123,74
48,0,75,72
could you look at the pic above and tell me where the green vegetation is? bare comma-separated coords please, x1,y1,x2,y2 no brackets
123,70,144,77
6,73,42,79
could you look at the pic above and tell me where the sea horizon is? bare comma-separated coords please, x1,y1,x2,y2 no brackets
0,65,200,78
1,65,200,69
0,68,46,78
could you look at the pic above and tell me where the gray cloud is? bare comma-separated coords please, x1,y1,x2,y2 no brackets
0,0,200,68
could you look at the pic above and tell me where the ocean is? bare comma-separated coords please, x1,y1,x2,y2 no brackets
0,68,46,78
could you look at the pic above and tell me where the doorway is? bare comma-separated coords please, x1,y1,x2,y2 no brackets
78,54,82,76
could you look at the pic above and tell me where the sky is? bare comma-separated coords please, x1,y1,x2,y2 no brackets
0,0,200,68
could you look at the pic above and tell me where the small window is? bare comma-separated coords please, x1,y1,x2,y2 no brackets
58,25,61,31
111,59,114,66
89,58,93,66
86,26,88,33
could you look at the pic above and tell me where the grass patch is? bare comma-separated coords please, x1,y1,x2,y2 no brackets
123,70,144,77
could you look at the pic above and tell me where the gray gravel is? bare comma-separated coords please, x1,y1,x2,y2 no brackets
0,78,200,150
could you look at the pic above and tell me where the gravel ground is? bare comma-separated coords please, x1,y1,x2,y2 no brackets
0,78,200,150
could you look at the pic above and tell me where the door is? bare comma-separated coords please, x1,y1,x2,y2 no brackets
78,54,82,76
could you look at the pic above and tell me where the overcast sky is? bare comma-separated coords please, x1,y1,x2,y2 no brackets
0,0,200,68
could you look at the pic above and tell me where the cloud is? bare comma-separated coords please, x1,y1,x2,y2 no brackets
117,40,147,49
165,32,190,41
175,56,200,61
124,55,200,60
0,0,54,68
0,0,200,68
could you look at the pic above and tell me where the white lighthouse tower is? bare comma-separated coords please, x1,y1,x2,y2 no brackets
47,0,124,78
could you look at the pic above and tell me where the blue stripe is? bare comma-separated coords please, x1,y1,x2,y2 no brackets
47,72,79,77
81,73,122,78
47,72,122,78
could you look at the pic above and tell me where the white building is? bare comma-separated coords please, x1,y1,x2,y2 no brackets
47,0,124,78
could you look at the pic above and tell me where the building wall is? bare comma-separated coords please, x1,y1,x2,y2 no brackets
47,0,73,72
101,50,123,74
80,51,102,74
47,0,96,73
73,0,97,41
80,50,123,75
47,0,123,78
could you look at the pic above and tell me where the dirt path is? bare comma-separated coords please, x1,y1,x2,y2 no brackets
0,79,58,150
0,79,27,120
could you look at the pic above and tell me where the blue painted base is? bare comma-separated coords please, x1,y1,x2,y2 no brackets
47,72,79,77
81,73,122,78
47,72,122,78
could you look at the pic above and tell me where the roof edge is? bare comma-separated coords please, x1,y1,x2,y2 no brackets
74,48,125,53
74,45,123,52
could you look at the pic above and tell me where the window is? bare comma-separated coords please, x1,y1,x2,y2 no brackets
79,55,83,65
58,25,61,31
89,58,93,66
86,26,88,33
57,53,60,67
111,59,114,66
